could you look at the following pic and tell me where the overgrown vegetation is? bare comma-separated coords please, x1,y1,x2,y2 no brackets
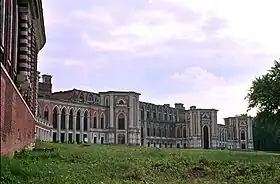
1,143,280,184
246,59,280,151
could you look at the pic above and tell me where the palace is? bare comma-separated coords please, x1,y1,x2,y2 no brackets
36,74,254,150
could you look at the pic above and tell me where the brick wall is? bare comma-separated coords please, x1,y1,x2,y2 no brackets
1,64,35,156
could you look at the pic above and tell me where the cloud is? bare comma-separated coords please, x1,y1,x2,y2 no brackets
172,67,226,91
143,66,256,124
39,0,278,125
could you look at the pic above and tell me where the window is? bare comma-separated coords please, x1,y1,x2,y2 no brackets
79,94,83,102
88,95,92,102
241,131,246,140
141,110,144,120
100,116,104,129
147,112,150,120
43,110,49,121
93,116,97,128
153,112,156,119
105,97,109,106
118,113,125,130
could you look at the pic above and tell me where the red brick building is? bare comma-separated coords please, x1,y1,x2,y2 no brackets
1,0,46,156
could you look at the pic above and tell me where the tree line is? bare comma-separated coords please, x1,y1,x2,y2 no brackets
246,59,280,151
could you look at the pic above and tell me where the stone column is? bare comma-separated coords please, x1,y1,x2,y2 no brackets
80,115,84,142
236,117,239,140
87,116,91,142
49,130,52,142
73,115,77,142
109,95,114,128
211,112,215,136
108,95,114,144
57,113,61,142
197,111,201,136
136,97,141,145
44,130,47,142
248,118,252,140
65,113,69,142
129,95,133,129
190,112,193,136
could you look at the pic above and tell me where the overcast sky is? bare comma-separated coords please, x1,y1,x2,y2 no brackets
38,0,280,124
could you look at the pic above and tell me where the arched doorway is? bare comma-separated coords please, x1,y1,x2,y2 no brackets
203,126,209,149
52,107,58,129
69,109,74,130
76,110,81,131
118,133,125,144
84,111,88,131
61,108,66,130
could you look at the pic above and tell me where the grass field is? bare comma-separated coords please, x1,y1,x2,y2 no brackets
1,143,280,184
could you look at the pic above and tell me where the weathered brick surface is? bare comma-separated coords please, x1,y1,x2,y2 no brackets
1,66,35,156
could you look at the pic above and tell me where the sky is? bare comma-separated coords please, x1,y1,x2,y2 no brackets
38,0,280,124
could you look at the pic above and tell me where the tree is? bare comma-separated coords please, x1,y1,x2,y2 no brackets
246,59,280,151
246,59,280,114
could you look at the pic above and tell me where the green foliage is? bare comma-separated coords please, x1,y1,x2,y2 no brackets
1,143,280,184
253,111,280,151
246,59,280,151
246,59,280,114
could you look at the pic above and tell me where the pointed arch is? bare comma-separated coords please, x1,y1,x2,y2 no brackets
93,111,97,128
69,108,74,130
52,105,60,113
203,125,210,149
117,98,126,104
61,107,67,130
100,112,105,129
182,127,186,138
76,109,81,131
52,106,59,129
177,127,182,138
84,110,89,131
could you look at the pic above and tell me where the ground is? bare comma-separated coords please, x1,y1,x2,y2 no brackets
1,143,280,184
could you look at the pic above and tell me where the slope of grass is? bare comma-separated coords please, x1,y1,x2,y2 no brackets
1,143,280,184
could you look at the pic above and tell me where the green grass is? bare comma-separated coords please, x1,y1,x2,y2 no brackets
1,143,280,184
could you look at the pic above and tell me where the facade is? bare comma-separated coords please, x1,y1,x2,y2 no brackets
37,74,252,150
0,0,46,156
218,116,254,150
